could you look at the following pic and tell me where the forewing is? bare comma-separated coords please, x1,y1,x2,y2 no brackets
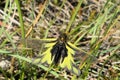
23,38,56,51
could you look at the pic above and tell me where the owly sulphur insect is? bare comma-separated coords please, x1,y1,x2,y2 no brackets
33,32,81,75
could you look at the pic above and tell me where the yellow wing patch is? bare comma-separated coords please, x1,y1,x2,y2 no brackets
60,44,80,75
33,43,55,64
41,43,56,64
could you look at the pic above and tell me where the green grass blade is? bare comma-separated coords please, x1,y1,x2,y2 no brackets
66,0,83,33
14,0,25,45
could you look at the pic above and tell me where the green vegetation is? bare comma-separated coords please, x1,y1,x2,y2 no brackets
0,0,120,80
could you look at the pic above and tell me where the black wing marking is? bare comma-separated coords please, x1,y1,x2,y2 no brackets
51,42,68,65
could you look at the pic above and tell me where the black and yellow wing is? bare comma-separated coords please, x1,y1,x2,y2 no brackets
33,33,81,75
